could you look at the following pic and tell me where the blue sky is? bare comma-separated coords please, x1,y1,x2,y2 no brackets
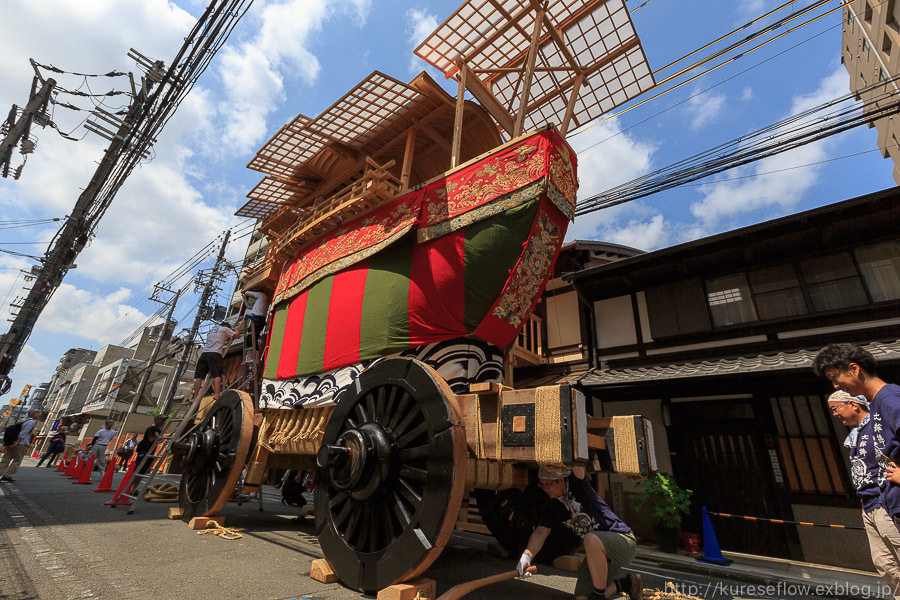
0,0,894,391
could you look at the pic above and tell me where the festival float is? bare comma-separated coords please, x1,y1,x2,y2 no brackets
172,0,659,593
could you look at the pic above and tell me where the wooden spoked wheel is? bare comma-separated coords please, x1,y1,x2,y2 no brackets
315,358,466,594
175,390,253,522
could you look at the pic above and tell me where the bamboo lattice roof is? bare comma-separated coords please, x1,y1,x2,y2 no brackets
237,177,315,219
414,0,654,132
238,71,424,219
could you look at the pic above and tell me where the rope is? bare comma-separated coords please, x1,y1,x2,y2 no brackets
611,416,642,480
143,483,179,502
709,511,864,531
534,386,563,466
257,411,274,452
474,397,486,459
196,522,245,540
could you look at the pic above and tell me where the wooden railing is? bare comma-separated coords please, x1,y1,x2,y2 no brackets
512,312,543,365
244,158,401,283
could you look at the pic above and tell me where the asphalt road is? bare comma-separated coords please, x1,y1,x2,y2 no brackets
0,459,862,600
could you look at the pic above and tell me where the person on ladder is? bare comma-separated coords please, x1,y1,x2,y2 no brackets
191,320,241,402
241,289,269,349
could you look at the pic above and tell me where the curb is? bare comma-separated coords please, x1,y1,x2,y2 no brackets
635,546,889,599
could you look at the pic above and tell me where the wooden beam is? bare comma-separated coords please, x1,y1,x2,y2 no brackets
513,3,546,138
559,73,584,136
462,63,515,135
541,10,582,73
451,63,467,169
419,125,451,154
399,127,416,191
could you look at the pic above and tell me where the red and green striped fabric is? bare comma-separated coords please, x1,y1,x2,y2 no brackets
263,196,558,380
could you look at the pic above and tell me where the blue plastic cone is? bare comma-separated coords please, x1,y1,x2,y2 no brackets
697,506,732,566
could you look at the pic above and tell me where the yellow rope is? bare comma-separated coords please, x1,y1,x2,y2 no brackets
611,416,642,480
196,522,244,541
257,411,275,452
474,397,486,460
534,386,563,467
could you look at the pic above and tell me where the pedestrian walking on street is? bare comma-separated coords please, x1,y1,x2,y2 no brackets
37,427,67,468
827,390,900,597
90,419,117,471
814,343,900,572
116,436,136,471
0,410,41,482
191,321,240,402
135,416,165,474
515,466,642,600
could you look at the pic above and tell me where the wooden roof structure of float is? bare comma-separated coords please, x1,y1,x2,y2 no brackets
237,0,654,292
415,0,655,142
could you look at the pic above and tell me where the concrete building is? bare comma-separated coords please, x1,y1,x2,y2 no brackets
227,224,269,318
34,326,196,454
842,0,900,182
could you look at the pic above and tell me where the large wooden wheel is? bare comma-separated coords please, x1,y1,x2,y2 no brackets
174,390,254,522
315,358,466,594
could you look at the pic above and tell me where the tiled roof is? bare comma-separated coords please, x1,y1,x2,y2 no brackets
577,340,900,387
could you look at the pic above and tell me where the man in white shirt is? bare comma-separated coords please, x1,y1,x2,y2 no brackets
191,321,240,402
91,419,117,471
242,290,269,346
1,410,41,482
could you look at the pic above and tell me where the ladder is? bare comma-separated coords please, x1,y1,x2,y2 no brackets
115,320,264,514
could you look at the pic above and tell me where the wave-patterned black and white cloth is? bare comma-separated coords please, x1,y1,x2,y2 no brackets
258,338,504,409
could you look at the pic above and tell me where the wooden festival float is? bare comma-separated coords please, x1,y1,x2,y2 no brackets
171,0,659,594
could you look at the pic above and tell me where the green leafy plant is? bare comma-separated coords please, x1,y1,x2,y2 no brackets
146,408,174,418
630,473,693,529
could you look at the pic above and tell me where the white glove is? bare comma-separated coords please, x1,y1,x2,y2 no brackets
517,551,533,577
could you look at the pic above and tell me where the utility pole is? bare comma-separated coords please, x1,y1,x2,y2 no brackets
130,286,181,414
111,286,180,451
160,230,231,415
0,76,55,179
0,62,163,387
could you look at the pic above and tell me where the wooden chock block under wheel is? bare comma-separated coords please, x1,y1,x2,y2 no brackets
552,553,585,571
187,516,225,530
168,507,183,520
310,558,340,584
376,578,436,600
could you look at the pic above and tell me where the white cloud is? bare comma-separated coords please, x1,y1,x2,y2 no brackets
406,8,439,74
216,0,373,153
736,0,768,18
566,119,656,241
686,91,727,130
39,284,152,345
688,67,850,232
9,345,55,389
600,213,669,251
741,87,754,102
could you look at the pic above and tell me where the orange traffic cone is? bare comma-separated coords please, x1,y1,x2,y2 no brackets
93,457,117,492
31,448,39,458
73,454,95,484
55,452,70,472
65,456,82,477
105,459,136,507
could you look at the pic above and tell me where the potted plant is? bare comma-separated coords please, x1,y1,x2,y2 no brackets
630,473,693,553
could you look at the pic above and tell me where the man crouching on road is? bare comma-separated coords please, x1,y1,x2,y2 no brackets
516,466,642,600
